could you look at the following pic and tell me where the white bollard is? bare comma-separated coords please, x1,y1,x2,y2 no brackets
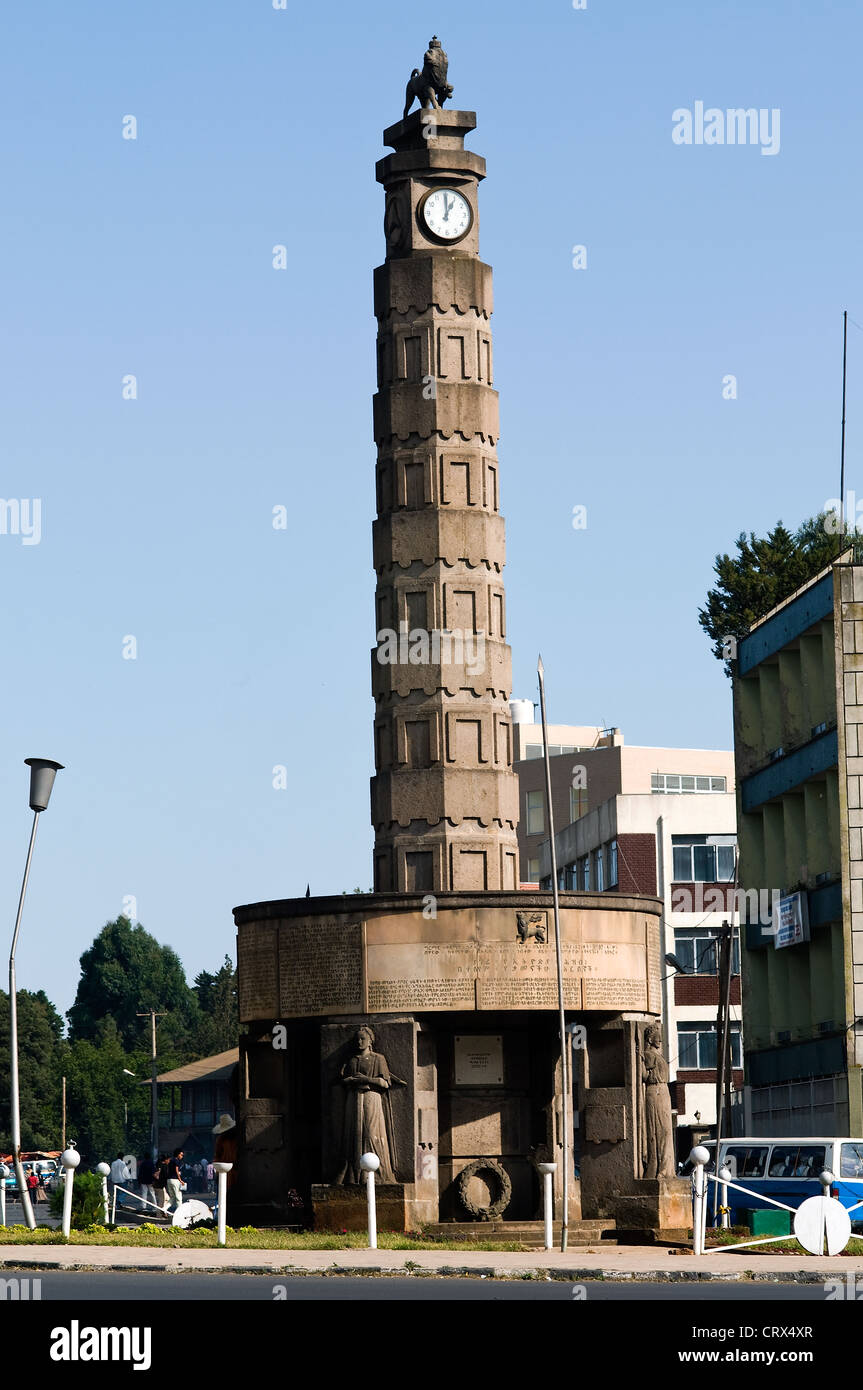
718,1165,731,1230
60,1147,80,1239
690,1146,710,1256
0,1164,8,1227
360,1152,380,1249
96,1163,111,1226
213,1162,233,1247
537,1161,557,1251
820,1168,835,1196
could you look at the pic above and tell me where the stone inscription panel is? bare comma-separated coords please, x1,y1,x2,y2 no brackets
583,977,648,1009
250,905,659,1018
238,923,279,1021
279,921,363,1017
366,942,475,1011
366,930,650,1012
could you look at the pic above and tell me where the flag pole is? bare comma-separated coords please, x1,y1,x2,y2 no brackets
840,308,848,555
537,655,569,1252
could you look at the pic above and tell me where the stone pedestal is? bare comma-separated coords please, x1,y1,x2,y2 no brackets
610,1178,692,1242
311,1182,436,1232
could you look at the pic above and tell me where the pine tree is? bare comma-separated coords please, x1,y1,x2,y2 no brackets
699,514,840,675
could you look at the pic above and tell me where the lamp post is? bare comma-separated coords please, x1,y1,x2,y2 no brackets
537,657,570,1252
9,757,63,1231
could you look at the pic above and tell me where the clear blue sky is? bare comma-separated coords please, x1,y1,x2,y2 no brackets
2,1,860,1016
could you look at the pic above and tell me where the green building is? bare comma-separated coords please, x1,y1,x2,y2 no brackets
734,558,863,1135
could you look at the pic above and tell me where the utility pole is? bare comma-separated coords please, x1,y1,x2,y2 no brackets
840,308,848,555
61,1076,66,1151
137,1009,167,1162
713,919,734,1221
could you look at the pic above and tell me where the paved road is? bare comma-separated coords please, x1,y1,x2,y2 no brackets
0,1271,843,1300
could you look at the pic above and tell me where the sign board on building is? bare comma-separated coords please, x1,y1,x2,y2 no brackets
772,891,810,949
454,1034,504,1085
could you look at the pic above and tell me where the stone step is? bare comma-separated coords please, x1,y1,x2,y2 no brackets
423,1219,618,1248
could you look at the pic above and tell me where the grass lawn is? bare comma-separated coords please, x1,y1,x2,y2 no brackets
705,1226,863,1255
0,1224,528,1251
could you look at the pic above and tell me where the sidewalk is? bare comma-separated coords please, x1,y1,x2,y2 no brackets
1,1243,861,1281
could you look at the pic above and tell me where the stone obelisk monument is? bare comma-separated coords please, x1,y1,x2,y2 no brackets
370,35,519,894
233,41,673,1239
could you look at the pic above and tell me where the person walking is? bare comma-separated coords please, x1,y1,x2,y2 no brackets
110,1152,130,1190
152,1154,170,1214
165,1149,186,1212
109,1153,131,1215
137,1154,158,1213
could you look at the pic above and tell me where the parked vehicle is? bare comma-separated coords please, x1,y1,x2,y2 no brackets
690,1136,863,1228
1,1157,60,1196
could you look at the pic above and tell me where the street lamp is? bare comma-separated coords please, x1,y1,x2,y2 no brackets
9,757,63,1230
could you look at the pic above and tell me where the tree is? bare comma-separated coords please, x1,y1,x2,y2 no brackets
699,514,841,675
192,956,238,1055
0,989,64,1151
61,1020,151,1163
67,917,201,1054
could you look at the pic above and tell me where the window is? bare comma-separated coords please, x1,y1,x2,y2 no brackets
525,743,578,760
581,854,590,891
767,1145,826,1179
594,848,605,892
840,1142,863,1178
527,857,540,881
194,1085,214,1121
569,786,588,823
671,835,736,882
526,789,544,834
608,839,618,887
674,928,740,975
652,773,727,794
677,1021,741,1070
722,1145,769,1179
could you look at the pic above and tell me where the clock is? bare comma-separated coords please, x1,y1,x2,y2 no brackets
419,187,472,243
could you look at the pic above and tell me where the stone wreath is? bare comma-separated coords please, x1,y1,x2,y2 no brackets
456,1159,513,1221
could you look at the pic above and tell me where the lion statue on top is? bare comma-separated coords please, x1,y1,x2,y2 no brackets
404,35,454,118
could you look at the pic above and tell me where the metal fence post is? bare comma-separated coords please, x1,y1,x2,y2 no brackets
96,1163,111,1225
360,1152,380,1249
60,1147,80,1239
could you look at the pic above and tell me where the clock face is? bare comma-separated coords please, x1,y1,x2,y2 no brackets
420,188,472,242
